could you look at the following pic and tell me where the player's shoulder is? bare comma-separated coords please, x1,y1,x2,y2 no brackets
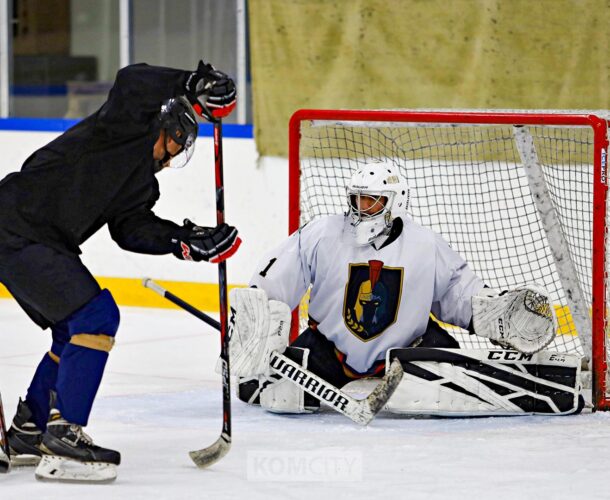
399,216,453,252
296,215,344,248
400,216,438,241
299,214,344,235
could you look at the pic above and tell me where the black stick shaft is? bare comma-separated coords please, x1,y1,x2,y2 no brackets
213,119,231,440
142,279,221,330
170,291,220,330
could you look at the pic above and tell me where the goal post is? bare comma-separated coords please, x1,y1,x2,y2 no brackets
288,109,610,411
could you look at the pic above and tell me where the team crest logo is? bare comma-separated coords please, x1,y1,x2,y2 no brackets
343,260,403,341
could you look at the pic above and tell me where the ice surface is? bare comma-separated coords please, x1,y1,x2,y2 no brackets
1,299,609,500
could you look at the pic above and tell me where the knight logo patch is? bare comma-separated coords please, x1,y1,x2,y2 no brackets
343,260,403,341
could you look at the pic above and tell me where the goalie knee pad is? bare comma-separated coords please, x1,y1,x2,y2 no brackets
237,375,263,405
261,347,320,414
239,347,320,414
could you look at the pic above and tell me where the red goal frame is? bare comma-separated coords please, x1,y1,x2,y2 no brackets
288,108,610,411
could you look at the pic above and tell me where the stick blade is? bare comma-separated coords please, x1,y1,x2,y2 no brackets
363,358,404,421
189,433,231,469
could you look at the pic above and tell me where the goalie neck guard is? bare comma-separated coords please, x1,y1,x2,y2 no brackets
346,161,410,246
158,96,198,169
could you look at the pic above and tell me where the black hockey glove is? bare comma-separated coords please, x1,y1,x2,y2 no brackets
172,219,241,263
184,60,237,121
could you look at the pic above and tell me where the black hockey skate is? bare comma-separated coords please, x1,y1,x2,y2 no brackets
6,398,43,466
35,409,120,483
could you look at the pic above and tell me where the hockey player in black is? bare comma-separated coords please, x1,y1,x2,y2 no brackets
0,60,240,482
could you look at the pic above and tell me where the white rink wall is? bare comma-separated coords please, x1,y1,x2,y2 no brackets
0,130,289,287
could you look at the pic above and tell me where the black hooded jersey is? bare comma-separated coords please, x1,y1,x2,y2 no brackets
0,63,195,256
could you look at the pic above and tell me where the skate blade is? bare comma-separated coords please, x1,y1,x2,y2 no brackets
10,454,41,467
35,455,117,483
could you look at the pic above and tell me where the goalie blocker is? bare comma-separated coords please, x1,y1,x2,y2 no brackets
380,347,583,416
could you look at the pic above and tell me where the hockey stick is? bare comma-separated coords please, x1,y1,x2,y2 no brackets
142,278,220,331
269,351,404,425
187,119,232,468
142,279,405,426
0,392,11,473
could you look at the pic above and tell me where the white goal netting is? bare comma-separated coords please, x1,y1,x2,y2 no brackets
291,111,608,396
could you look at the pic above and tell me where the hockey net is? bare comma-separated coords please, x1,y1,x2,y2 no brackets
288,109,610,410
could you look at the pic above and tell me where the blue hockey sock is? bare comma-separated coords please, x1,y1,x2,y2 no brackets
25,325,70,430
56,345,110,425
53,289,120,426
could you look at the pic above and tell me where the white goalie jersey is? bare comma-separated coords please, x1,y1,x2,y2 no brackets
250,215,485,373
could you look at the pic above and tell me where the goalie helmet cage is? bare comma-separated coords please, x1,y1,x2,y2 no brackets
287,108,610,411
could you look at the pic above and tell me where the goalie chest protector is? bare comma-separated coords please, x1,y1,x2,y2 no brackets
251,215,484,373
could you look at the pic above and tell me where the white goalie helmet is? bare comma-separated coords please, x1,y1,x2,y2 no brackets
346,160,411,246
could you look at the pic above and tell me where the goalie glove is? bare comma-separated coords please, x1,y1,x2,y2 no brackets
228,288,291,377
184,60,237,121
171,219,241,263
472,285,557,354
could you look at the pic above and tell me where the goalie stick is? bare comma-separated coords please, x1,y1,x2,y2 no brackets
142,278,404,425
0,391,11,473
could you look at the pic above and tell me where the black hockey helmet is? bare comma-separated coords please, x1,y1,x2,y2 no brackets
158,96,198,168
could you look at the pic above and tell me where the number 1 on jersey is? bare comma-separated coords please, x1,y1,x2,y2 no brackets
259,258,277,277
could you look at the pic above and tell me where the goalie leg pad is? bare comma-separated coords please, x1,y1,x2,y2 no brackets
228,288,291,377
259,347,320,414
385,348,582,416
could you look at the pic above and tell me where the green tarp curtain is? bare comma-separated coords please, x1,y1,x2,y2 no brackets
249,0,609,157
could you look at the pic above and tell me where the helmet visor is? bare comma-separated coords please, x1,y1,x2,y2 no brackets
167,132,196,169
